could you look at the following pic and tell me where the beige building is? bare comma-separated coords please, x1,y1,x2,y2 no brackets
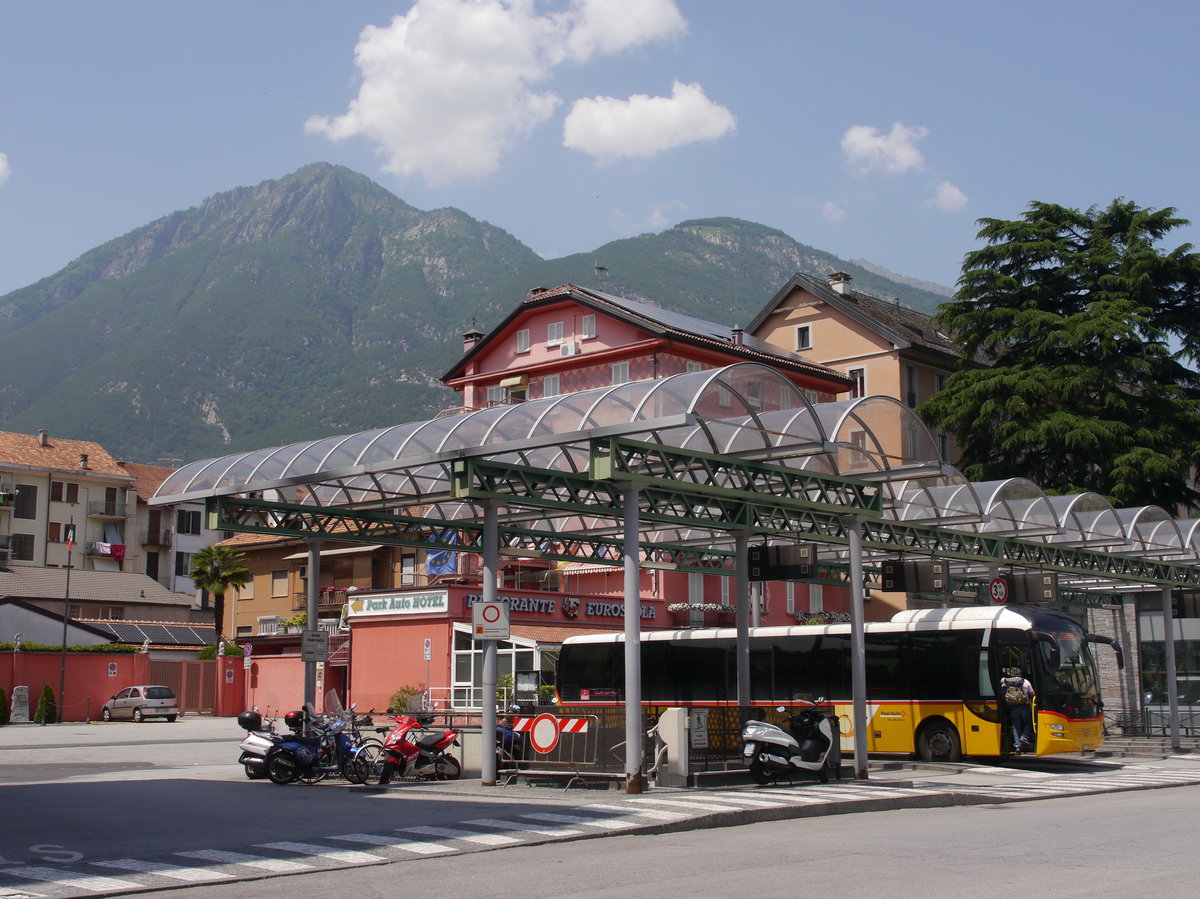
748,271,966,462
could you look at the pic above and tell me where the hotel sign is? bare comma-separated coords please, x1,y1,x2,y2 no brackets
346,591,449,618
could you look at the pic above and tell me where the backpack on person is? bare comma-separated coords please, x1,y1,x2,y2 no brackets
1003,678,1028,706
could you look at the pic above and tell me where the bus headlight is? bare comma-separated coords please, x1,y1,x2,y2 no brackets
1050,724,1065,733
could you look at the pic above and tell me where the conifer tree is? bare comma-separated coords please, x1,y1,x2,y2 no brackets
921,200,1200,510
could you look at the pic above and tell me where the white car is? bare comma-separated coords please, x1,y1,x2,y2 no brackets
101,685,178,722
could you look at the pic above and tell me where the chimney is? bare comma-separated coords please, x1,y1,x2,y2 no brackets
38,429,49,446
79,454,89,470
528,286,547,298
828,271,852,294
730,325,744,346
462,325,484,352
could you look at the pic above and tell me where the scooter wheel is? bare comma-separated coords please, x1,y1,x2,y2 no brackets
818,765,829,783
378,760,397,786
748,757,771,786
267,753,300,785
244,763,268,780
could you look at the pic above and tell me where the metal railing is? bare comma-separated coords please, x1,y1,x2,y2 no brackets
87,501,128,518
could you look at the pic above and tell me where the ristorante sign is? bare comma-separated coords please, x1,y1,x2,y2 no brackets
464,592,656,622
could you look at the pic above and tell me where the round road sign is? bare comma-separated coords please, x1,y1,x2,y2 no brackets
528,713,561,754
989,576,1010,604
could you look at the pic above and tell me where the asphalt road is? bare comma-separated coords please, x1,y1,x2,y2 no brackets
2,717,1199,897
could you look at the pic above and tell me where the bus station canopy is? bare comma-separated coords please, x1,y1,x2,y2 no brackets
154,363,1200,599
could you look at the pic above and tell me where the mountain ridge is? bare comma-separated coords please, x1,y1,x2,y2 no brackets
0,163,950,463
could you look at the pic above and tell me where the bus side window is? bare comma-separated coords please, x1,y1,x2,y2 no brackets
977,651,995,697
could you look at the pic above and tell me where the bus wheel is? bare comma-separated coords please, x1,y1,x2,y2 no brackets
917,721,961,763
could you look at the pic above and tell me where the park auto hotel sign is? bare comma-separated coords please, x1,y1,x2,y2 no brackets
346,591,449,618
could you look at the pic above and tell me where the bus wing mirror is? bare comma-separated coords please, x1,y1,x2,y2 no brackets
1033,631,1060,668
1086,633,1124,670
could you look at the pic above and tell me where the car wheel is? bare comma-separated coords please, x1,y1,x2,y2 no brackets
101,707,112,722
165,715,177,723
133,708,144,723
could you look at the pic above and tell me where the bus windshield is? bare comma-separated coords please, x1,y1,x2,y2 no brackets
1033,624,1100,719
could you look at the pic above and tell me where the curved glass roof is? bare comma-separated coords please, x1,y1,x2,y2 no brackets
154,362,1200,573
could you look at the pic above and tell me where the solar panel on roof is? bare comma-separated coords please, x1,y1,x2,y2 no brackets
138,624,174,643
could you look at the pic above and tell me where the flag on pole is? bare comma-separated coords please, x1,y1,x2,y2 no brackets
64,523,75,553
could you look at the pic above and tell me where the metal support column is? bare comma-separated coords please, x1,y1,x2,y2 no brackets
1163,587,1181,752
481,503,499,786
734,533,751,710
303,539,322,716
845,516,868,779
623,486,643,794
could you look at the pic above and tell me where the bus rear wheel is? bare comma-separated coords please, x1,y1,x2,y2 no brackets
917,721,961,763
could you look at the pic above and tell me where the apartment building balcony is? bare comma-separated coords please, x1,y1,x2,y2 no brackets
88,501,128,519
140,528,172,546
86,541,127,560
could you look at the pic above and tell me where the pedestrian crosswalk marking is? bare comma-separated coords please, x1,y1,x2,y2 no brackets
398,826,520,846
177,849,312,872
521,812,631,830
256,841,382,865
91,858,231,882
3,866,142,893
462,817,587,837
328,832,453,855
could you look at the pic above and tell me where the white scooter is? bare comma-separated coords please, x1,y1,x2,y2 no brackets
741,703,840,785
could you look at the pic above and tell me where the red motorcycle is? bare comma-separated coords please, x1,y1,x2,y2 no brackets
377,713,462,784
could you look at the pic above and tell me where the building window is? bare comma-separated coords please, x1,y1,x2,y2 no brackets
175,552,194,577
176,509,202,535
547,321,564,345
108,607,125,620
905,365,919,407
401,552,416,586
935,372,947,393
48,522,62,542
146,551,160,581
516,328,530,352
611,361,630,386
796,325,812,350
746,380,762,411
271,570,288,597
848,368,866,399
11,533,34,561
50,481,79,503
486,385,506,404
581,314,596,339
543,374,560,397
686,361,702,373
13,485,36,520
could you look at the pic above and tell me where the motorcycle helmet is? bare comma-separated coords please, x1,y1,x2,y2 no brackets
237,710,262,732
284,710,305,731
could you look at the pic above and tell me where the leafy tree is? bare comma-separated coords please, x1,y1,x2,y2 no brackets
189,545,252,640
921,200,1200,510
0,686,9,725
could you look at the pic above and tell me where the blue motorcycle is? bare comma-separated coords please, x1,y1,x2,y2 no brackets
265,697,378,786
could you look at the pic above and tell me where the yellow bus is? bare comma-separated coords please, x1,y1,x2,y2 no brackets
556,605,1121,761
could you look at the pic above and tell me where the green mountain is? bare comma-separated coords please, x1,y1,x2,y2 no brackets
0,163,947,463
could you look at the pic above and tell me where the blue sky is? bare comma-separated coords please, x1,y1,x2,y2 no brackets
2,0,1198,298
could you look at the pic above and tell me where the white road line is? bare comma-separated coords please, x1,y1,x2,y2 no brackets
462,817,586,837
588,803,688,821
397,826,520,846
623,796,773,812
177,849,313,872
256,841,383,865
521,812,633,831
91,858,231,882
2,866,142,893
327,832,454,855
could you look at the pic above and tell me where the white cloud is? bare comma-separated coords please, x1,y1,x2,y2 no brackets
841,122,928,175
0,153,10,187
821,201,846,222
306,0,687,185
563,81,736,164
926,180,968,211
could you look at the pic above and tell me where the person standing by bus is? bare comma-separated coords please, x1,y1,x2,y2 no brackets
1001,667,1036,751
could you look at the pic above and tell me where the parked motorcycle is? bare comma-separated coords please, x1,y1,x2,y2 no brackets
263,694,379,786
496,705,526,771
236,707,282,780
377,712,462,784
741,703,840,785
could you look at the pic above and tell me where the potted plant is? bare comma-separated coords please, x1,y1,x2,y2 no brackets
280,612,306,634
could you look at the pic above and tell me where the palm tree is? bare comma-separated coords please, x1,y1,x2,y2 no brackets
188,545,251,640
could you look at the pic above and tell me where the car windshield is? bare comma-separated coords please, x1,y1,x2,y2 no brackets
144,687,174,699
